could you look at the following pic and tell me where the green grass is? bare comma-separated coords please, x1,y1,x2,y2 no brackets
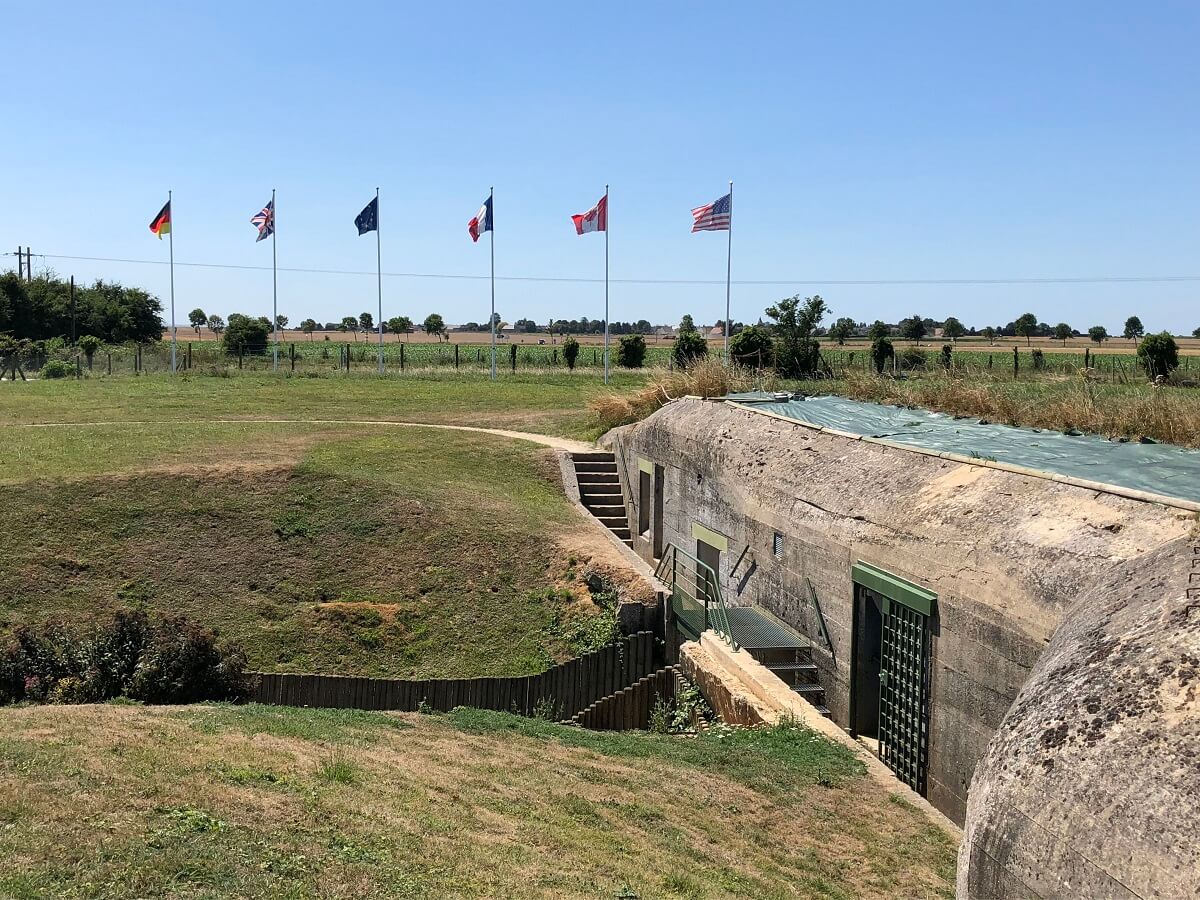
0,703,957,898
0,370,645,441
0,426,601,678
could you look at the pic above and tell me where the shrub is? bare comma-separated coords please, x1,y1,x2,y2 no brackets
940,344,953,370
899,347,927,370
0,610,248,706
615,333,646,368
870,337,895,374
562,337,580,371
77,334,103,369
222,313,270,355
1031,348,1045,370
728,324,774,368
1137,332,1179,378
671,330,708,368
39,359,73,379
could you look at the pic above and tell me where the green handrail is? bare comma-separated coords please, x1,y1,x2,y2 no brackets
654,543,738,651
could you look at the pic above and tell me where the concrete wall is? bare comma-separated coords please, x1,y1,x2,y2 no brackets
607,398,1190,824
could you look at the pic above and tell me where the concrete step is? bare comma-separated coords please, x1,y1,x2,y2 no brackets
577,472,620,485
586,502,625,515
574,461,617,474
609,528,632,540
572,452,615,463
581,484,623,496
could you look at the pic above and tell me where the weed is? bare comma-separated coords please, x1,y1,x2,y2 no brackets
317,749,358,785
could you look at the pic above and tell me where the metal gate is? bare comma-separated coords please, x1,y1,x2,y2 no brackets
878,596,931,793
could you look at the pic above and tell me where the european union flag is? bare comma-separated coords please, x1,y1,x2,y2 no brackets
355,196,378,235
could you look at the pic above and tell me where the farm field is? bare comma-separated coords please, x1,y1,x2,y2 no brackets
0,703,957,898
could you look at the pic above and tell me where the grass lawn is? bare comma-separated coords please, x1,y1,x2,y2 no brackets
0,703,957,899
0,424,614,678
0,371,647,441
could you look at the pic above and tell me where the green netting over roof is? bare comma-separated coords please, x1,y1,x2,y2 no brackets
725,393,1200,504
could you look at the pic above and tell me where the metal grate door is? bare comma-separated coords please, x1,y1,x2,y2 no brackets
878,597,930,793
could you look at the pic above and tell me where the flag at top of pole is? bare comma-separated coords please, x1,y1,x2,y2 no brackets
468,191,497,380
148,201,171,238
149,194,177,374
691,186,734,363
572,189,610,383
355,191,384,374
468,195,492,242
251,194,279,369
251,199,275,242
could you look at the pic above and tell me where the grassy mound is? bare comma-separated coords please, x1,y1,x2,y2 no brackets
0,703,956,898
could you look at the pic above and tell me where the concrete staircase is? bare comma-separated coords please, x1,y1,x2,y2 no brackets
749,646,830,717
573,451,632,547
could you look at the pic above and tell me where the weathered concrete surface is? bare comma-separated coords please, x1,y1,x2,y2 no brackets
958,535,1200,899
608,398,1192,823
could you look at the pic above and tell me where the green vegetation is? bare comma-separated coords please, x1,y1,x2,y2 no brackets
0,703,957,898
222,313,270,355
0,272,162,343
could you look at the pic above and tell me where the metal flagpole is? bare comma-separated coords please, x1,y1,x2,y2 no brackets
604,184,609,385
725,180,733,365
489,186,496,381
376,187,383,374
168,190,176,375
272,188,278,371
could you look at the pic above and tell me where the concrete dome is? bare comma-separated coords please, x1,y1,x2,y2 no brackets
959,535,1200,898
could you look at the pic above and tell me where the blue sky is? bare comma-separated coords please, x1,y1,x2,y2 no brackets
2,1,1197,332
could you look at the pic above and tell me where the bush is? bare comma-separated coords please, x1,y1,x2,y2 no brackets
940,344,953,370
1137,332,1179,378
728,324,774,368
1031,348,1045,370
222,313,270,355
615,333,646,368
871,337,895,374
0,609,248,706
38,359,73,379
562,337,580,371
671,330,708,368
77,334,103,368
899,347,927,370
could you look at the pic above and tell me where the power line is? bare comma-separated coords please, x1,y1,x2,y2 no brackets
5,250,1200,287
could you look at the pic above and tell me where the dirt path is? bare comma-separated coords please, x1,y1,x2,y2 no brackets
11,418,596,453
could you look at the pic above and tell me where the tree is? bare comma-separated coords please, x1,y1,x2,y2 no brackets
1193,326,1200,339
77,334,102,370
678,314,697,334
1136,332,1179,378
867,320,890,342
300,318,317,339
672,330,708,368
1123,316,1145,341
729,324,774,368
1014,312,1039,346
388,315,413,341
423,313,446,341
828,317,856,346
358,312,374,336
981,326,997,344
616,334,646,368
1088,325,1108,345
942,316,966,344
766,294,827,377
275,314,288,332
223,313,270,355
188,308,207,338
1052,322,1072,346
340,316,359,340
562,336,580,371
871,337,895,374
898,314,927,345
207,315,225,338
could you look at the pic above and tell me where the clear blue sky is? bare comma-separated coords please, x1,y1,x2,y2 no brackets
3,1,1197,333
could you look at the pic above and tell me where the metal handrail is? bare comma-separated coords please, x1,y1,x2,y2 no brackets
654,543,738,650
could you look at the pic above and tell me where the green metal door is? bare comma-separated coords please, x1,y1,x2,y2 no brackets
878,596,930,793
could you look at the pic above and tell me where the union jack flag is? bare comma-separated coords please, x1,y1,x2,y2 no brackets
691,192,731,232
251,199,275,242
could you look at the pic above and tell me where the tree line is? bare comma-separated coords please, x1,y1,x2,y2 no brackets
0,272,162,344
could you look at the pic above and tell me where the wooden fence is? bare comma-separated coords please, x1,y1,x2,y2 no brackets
248,631,657,719
570,666,681,731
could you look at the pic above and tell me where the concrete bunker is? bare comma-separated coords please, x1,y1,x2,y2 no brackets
600,395,1198,889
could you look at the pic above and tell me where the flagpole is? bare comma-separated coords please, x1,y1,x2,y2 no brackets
168,189,176,375
725,180,733,365
272,188,279,372
489,186,496,381
376,187,383,375
603,184,609,385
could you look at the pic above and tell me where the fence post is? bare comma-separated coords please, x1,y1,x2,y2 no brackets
1012,347,1019,379
454,343,459,369
238,346,244,370
187,342,192,370
510,343,517,373
106,352,111,376
400,343,405,372
290,343,295,372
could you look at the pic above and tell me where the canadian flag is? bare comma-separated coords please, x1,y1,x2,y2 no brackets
571,194,607,234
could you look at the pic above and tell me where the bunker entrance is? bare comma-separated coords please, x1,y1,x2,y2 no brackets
851,563,936,796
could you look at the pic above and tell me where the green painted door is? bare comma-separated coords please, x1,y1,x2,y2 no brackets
878,596,931,794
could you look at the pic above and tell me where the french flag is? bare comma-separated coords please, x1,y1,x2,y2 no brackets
468,195,493,242
571,194,607,234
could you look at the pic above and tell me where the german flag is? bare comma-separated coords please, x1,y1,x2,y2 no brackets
149,200,171,239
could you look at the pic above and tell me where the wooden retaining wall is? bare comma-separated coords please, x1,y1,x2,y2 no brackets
248,631,656,719
569,666,682,730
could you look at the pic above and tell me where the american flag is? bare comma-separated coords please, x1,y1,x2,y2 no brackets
691,192,731,232
251,199,275,242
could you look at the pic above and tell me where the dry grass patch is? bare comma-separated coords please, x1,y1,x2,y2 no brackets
590,359,773,429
